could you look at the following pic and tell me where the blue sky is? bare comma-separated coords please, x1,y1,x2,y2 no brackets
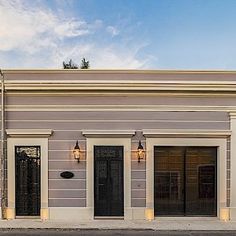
0,0,236,69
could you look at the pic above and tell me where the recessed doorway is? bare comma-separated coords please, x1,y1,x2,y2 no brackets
15,146,41,216
94,146,124,217
154,146,217,216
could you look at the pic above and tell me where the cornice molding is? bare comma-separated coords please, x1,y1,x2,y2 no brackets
3,69,236,74
143,129,231,138
229,112,236,119
6,129,53,137
4,80,236,93
82,130,135,138
4,104,236,112
6,91,236,97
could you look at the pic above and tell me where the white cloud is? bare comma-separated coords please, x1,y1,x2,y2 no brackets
0,0,152,69
106,26,119,37
54,20,90,38
51,43,150,69
91,46,148,69
0,1,91,53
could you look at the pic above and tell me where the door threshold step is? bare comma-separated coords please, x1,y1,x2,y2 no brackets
15,216,40,219
94,216,124,220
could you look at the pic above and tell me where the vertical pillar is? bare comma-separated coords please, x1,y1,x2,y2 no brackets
0,70,5,219
230,112,236,220
145,139,154,220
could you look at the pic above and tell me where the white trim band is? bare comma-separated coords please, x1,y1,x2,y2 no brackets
143,129,231,138
82,130,135,138
6,129,53,137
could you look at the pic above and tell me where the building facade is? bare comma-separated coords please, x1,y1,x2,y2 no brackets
0,69,236,221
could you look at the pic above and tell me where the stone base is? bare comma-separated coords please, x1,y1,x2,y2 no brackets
229,207,236,220
49,207,146,221
219,208,230,221
6,208,15,220
145,208,154,221
49,207,93,221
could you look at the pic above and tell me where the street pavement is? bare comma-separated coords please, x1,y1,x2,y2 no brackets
0,230,236,236
1,218,236,230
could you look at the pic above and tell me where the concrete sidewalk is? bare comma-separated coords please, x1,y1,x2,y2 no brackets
0,218,235,230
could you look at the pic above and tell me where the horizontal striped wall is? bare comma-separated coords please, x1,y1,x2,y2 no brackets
48,146,86,207
6,95,236,106
6,110,230,132
4,93,231,208
4,71,236,81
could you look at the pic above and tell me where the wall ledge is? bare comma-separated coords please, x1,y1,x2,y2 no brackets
143,129,231,138
6,129,53,137
82,130,135,138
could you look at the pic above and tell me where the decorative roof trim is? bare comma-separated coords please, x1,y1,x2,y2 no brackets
4,104,236,112
229,112,236,119
143,129,231,138
5,80,236,93
3,69,236,74
6,129,53,138
82,130,135,138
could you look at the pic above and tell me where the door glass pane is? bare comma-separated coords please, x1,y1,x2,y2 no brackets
154,146,217,217
96,160,107,201
94,146,124,217
94,147,109,216
15,146,41,216
185,147,217,216
154,146,185,215
110,159,124,215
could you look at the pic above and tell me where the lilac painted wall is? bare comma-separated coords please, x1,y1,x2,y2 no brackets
2,70,233,208
4,70,236,81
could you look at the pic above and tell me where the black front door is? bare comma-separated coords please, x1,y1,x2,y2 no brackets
15,146,41,216
94,146,124,217
154,146,217,216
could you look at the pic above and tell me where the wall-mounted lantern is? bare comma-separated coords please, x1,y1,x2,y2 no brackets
137,140,145,163
73,141,80,162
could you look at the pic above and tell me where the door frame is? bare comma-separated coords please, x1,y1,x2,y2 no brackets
86,138,131,219
146,138,227,220
7,138,49,220
15,145,41,216
94,145,124,217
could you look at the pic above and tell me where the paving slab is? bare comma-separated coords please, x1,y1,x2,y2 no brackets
1,229,236,236
0,218,235,231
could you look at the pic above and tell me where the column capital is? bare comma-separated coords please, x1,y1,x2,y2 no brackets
229,112,236,119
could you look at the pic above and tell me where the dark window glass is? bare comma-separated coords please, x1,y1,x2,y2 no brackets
15,146,41,216
94,146,124,217
154,146,216,216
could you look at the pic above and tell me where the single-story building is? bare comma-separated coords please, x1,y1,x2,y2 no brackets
0,69,235,221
